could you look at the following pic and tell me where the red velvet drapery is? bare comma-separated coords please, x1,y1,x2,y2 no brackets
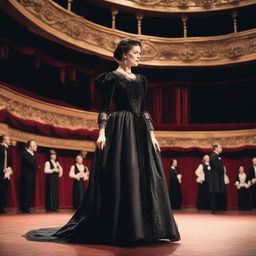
5,143,255,210
7,144,93,210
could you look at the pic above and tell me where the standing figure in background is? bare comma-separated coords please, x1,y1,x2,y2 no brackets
209,143,225,214
19,140,38,213
195,154,211,210
169,159,182,209
69,154,89,209
220,166,230,211
235,166,252,211
44,149,63,212
0,135,12,214
248,157,256,209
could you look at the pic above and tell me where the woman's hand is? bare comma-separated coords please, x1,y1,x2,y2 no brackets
96,129,106,150
150,131,161,152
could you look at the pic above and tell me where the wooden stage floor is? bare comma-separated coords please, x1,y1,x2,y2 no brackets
0,209,255,256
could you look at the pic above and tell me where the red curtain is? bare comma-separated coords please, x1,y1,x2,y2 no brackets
7,143,93,210
5,143,255,210
161,150,254,209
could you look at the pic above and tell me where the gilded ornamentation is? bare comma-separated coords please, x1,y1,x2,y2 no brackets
122,0,243,9
0,123,96,151
155,130,256,149
0,85,98,130
1,0,255,66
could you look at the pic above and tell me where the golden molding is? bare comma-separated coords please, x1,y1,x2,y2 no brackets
1,122,255,151
1,0,256,67
155,129,256,149
0,84,98,130
0,123,96,151
92,0,255,14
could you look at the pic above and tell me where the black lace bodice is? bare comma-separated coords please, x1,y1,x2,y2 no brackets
95,71,154,131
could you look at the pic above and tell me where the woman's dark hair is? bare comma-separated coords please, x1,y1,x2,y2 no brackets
49,149,57,156
25,139,35,149
171,159,177,165
113,38,142,61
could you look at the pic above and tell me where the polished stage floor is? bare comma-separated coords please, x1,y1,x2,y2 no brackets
0,209,255,256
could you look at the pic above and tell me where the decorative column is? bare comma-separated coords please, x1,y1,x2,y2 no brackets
181,15,188,38
136,14,143,35
111,8,119,29
232,11,238,33
67,0,73,12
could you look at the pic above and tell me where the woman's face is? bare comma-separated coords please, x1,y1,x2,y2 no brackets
239,166,244,173
172,160,177,167
123,45,141,67
50,154,57,161
203,155,210,163
76,156,83,164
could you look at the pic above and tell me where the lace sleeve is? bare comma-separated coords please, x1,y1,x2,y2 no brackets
95,72,116,129
141,75,155,131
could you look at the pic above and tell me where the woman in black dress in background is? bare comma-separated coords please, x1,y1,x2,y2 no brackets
235,166,252,210
169,159,182,210
25,38,180,245
69,154,89,209
44,150,63,212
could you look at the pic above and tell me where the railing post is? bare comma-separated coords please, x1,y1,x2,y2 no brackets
67,0,73,12
111,8,119,29
136,14,143,35
181,14,188,38
232,10,238,33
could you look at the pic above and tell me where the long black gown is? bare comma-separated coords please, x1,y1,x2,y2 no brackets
196,163,210,210
45,160,59,212
236,173,252,211
72,164,86,209
169,167,182,210
25,71,180,244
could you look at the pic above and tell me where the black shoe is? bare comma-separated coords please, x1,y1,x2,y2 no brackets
211,210,223,215
21,209,32,213
0,209,7,214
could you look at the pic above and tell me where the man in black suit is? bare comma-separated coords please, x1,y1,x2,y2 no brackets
19,140,38,213
248,157,256,209
0,135,12,214
209,143,225,214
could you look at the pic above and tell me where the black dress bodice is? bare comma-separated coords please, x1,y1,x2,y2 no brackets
95,71,154,131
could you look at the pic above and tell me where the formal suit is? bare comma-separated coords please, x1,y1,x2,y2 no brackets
19,149,38,212
209,152,225,212
0,144,12,212
248,166,256,208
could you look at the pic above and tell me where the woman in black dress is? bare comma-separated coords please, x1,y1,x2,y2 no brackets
44,150,63,212
169,159,182,210
195,155,211,210
25,38,180,245
69,154,89,209
234,166,252,210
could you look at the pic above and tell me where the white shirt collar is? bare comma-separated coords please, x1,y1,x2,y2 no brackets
26,148,34,156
